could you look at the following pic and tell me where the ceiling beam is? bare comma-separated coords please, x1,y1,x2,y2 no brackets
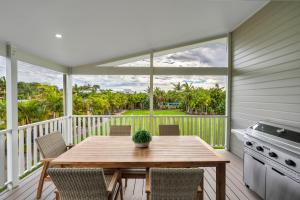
16,49,69,74
71,66,227,76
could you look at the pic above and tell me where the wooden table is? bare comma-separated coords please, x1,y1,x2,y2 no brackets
52,136,230,200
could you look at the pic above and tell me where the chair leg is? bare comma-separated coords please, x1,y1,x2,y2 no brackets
199,179,204,200
54,191,60,200
125,178,128,187
36,161,50,199
119,178,124,200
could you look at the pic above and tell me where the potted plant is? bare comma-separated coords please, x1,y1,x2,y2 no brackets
132,129,152,148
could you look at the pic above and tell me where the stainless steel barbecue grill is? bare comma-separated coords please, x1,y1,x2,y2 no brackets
243,121,300,200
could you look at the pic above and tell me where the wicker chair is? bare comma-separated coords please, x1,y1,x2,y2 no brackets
48,168,123,200
146,168,204,200
109,125,145,186
159,125,180,136
35,132,74,199
109,125,131,136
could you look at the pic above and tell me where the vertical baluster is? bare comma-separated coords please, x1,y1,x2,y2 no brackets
19,129,25,175
50,121,53,133
88,117,91,137
39,124,44,137
196,116,199,137
181,116,184,135
72,117,76,144
78,117,81,142
123,117,126,125
92,117,96,136
131,117,134,135
45,123,49,135
191,117,194,136
58,119,61,133
213,117,216,147
97,117,100,136
199,117,202,139
217,117,221,146
54,120,58,131
26,127,32,170
33,126,38,165
204,117,206,142
135,116,138,131
102,117,105,136
208,117,211,145
82,117,86,139
185,117,188,136
222,117,226,147
62,119,66,142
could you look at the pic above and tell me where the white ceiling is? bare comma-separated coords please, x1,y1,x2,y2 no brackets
0,0,268,67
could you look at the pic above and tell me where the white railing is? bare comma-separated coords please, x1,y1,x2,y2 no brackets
0,116,69,189
72,115,227,147
0,114,227,190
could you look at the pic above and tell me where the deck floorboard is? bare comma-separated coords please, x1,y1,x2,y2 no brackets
0,150,261,200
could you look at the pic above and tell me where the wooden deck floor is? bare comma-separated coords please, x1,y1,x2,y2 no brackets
0,150,261,200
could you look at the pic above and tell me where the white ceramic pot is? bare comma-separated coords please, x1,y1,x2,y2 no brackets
135,142,149,148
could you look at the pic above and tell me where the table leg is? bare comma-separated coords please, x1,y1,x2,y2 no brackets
216,163,226,200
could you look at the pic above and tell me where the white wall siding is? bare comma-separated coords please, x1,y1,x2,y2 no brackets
231,1,300,157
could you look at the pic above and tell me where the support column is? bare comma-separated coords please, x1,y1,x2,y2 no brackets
149,53,154,133
225,33,232,150
63,73,73,144
6,44,19,189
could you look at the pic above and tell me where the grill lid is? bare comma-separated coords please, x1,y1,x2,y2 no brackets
250,122,300,144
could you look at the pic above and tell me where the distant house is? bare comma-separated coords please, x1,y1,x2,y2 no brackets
166,102,179,109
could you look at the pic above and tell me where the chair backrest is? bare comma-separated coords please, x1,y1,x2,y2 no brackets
110,125,131,136
48,168,108,200
159,125,180,136
150,168,204,200
35,132,67,159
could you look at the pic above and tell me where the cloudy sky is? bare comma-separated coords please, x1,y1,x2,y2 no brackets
0,39,227,92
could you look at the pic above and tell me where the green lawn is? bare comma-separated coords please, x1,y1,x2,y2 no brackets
122,109,187,115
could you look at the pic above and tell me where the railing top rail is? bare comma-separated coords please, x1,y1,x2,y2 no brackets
0,129,8,135
18,116,68,130
72,114,227,118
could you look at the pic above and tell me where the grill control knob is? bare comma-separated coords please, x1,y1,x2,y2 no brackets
269,152,277,158
285,159,296,167
246,141,253,146
256,146,264,152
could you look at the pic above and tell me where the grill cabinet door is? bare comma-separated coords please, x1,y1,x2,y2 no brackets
244,153,266,199
266,165,300,200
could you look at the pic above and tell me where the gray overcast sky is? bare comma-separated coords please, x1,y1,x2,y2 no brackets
0,40,227,92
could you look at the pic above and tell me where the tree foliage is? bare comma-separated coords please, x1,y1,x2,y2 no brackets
0,76,226,130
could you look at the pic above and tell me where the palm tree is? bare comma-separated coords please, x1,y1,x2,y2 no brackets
171,82,182,92
182,82,194,113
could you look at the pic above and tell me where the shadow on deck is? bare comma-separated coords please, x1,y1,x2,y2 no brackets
0,150,261,200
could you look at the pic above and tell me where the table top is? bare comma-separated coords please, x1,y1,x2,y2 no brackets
52,136,230,168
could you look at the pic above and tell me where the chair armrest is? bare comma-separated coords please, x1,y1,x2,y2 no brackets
107,170,121,193
145,169,150,193
41,158,55,163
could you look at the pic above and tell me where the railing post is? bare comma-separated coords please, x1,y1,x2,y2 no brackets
225,33,232,150
6,44,19,189
63,73,73,144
